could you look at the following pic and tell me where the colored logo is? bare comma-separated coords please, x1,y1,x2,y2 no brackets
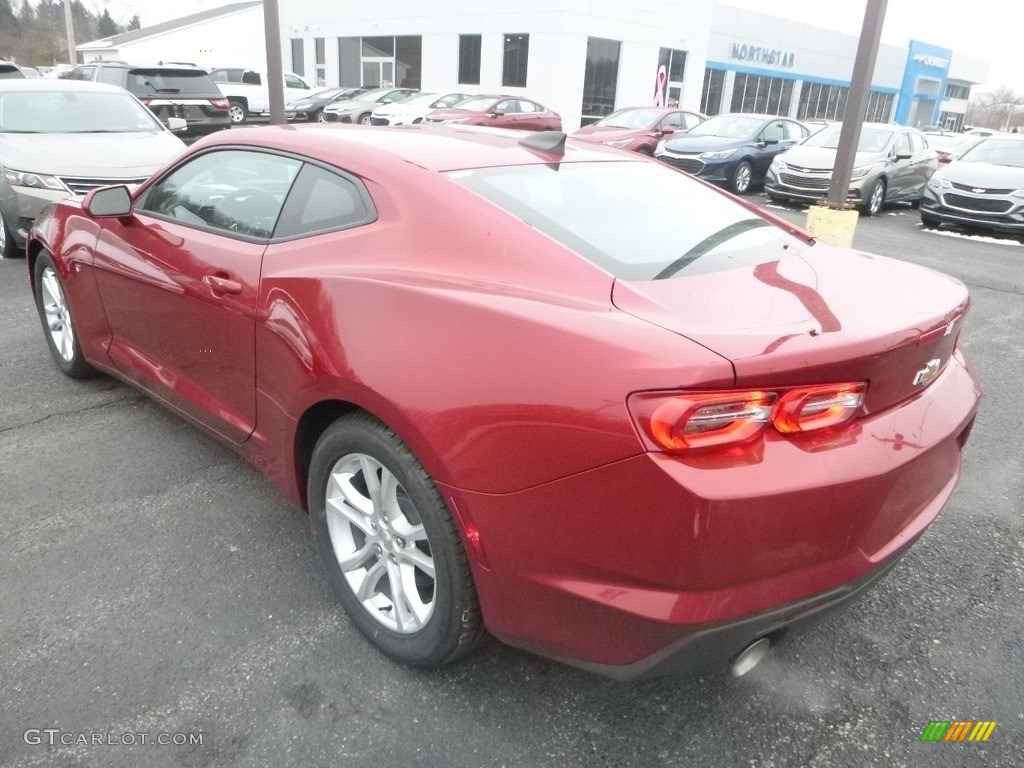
920,721,997,742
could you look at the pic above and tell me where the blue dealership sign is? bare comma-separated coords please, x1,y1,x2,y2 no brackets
896,40,953,127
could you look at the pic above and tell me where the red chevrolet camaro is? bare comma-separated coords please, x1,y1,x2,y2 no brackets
27,124,980,679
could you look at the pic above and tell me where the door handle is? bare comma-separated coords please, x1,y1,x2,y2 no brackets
203,274,242,295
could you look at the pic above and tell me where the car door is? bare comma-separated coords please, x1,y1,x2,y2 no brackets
492,99,519,128
91,149,302,444
888,131,915,199
752,120,791,179
907,131,937,197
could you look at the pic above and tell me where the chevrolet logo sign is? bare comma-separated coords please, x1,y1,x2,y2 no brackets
972,188,986,194
913,358,942,387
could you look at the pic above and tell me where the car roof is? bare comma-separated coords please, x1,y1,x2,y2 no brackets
197,123,635,172
0,78,130,95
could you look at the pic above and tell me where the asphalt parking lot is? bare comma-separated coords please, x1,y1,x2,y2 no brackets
1,193,1022,768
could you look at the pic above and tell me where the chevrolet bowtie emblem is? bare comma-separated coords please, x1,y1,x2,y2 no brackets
913,358,942,387
972,188,985,194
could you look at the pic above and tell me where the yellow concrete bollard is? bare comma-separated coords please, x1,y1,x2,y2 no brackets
805,205,859,248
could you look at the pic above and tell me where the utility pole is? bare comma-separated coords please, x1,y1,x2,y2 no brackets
63,0,77,66
825,0,888,208
263,0,285,125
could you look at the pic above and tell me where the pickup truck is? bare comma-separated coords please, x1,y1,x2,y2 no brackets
210,68,313,124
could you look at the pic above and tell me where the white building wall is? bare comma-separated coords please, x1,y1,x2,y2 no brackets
81,9,266,71
278,0,714,131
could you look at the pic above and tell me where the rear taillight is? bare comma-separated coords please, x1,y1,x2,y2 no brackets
211,98,230,110
139,98,152,105
628,382,867,452
773,383,867,434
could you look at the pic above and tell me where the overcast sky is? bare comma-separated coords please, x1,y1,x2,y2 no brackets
87,0,1022,94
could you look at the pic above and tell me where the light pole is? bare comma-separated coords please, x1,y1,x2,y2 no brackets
263,0,285,125
63,0,77,66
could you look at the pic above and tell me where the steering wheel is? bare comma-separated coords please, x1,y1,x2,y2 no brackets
216,188,281,237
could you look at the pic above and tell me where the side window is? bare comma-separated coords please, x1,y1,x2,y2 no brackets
284,74,307,89
274,164,376,239
683,113,703,130
95,67,123,86
910,132,926,152
661,113,684,131
241,71,262,85
495,99,516,113
894,132,912,156
138,150,302,239
762,121,785,142
518,100,539,113
70,66,96,81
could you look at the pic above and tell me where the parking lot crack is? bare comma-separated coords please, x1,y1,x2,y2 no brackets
0,395,145,435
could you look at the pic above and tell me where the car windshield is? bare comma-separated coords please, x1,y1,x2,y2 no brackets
399,92,441,105
0,89,164,133
596,108,662,129
450,95,499,112
958,139,1024,168
449,161,808,281
126,69,217,96
687,115,764,139
804,125,894,152
351,88,393,102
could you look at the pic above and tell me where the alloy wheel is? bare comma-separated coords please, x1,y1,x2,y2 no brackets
324,453,436,634
40,267,75,362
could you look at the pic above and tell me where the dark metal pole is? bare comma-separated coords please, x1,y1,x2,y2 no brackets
263,0,286,125
825,0,888,208
63,0,77,65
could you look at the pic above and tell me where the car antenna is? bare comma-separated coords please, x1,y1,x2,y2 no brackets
519,131,567,156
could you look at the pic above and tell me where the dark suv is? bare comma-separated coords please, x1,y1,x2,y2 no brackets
65,62,230,137
0,60,26,79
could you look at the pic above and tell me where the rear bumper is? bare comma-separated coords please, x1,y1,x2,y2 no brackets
451,349,980,678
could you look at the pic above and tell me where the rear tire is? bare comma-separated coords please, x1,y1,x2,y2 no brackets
228,100,248,125
33,250,96,379
308,413,484,667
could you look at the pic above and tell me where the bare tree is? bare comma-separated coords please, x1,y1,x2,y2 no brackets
966,86,1024,131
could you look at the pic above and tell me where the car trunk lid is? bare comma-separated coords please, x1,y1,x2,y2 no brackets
611,244,969,414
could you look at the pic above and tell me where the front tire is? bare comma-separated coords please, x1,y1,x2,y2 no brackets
730,160,753,195
0,212,21,259
33,250,96,379
314,109,326,123
358,113,373,126
862,179,886,216
308,413,483,667
228,100,248,125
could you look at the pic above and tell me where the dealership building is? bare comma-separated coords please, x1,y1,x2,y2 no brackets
86,1,989,132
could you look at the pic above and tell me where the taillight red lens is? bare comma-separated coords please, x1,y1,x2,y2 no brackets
773,382,867,434
629,382,868,452
629,391,776,451
211,98,230,110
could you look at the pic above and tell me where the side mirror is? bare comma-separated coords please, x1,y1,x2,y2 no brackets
895,152,913,161
489,110,506,118
761,137,780,146
661,125,676,135
83,186,133,217
167,117,187,133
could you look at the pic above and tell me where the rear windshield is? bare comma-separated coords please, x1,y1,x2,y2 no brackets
125,69,218,96
449,161,808,281
0,64,25,79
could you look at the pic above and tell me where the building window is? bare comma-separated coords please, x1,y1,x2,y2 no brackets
580,37,621,124
654,48,687,107
938,110,965,132
502,34,529,88
731,73,794,115
314,38,325,87
290,38,304,77
701,68,725,115
945,83,971,100
865,91,895,122
798,82,849,121
338,36,421,89
395,36,422,89
339,37,360,86
459,34,481,85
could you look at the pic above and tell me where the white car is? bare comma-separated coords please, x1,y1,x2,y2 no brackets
369,91,472,126
0,79,185,258
209,68,313,124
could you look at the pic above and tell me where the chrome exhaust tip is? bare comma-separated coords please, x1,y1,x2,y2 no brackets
731,637,771,676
